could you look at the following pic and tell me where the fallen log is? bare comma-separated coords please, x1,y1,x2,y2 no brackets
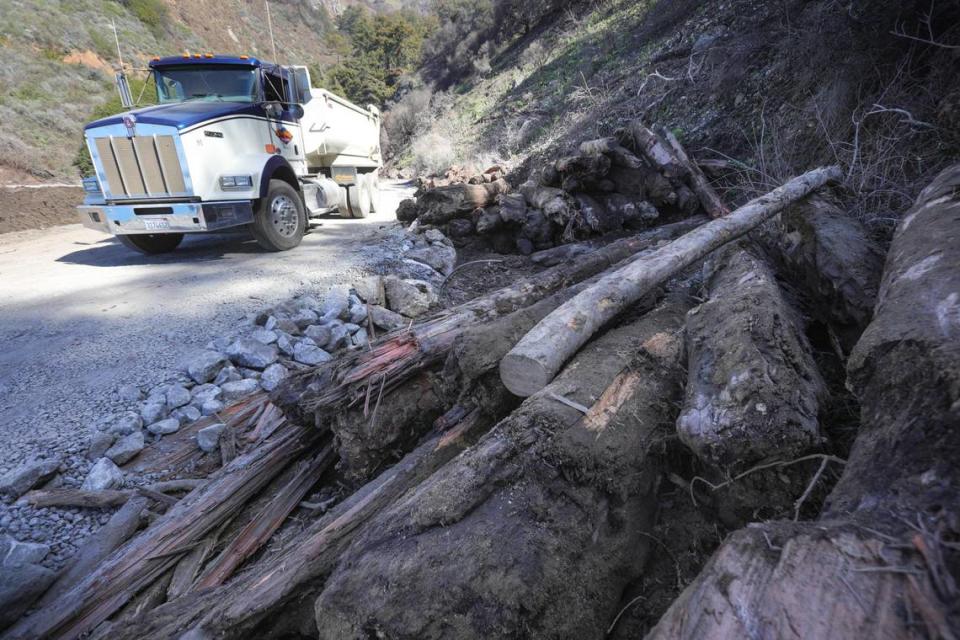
500,165,842,397
578,137,645,168
626,122,688,178
3,420,319,640
519,182,577,226
102,409,496,639
646,164,960,640
661,128,729,218
416,179,510,225
312,298,690,639
17,479,206,509
677,241,825,468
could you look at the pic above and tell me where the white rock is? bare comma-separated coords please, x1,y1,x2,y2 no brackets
140,400,168,426
260,363,288,392
0,458,61,498
368,305,408,331
171,405,201,424
226,338,278,369
0,535,50,566
384,277,438,317
117,384,143,403
348,303,368,325
351,328,369,348
304,324,332,345
220,379,260,401
165,385,192,411
405,243,456,276
354,275,386,305
276,332,296,357
320,285,351,320
249,328,278,345
213,366,243,385
294,342,333,366
87,433,115,460
104,431,145,465
183,350,230,384
324,322,352,351
147,418,181,435
97,411,143,436
201,399,225,416
291,308,319,329
81,458,124,491
190,384,222,405
197,424,225,453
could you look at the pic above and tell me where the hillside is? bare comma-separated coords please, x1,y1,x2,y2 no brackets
0,0,414,182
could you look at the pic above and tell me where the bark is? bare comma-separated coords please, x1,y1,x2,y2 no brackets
626,122,688,179
500,165,842,397
4,420,319,640
17,480,205,509
166,537,216,601
578,137,645,168
661,128,729,218
646,165,960,640
497,192,527,224
417,179,510,225
574,192,620,232
312,299,690,640
519,182,577,225
677,241,825,468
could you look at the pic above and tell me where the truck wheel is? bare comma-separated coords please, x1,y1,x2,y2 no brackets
365,173,382,213
117,233,183,254
346,183,371,219
251,179,306,251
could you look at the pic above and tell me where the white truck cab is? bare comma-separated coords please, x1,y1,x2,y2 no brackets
78,54,382,254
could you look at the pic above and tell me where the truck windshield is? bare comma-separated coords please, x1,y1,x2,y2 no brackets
155,65,258,104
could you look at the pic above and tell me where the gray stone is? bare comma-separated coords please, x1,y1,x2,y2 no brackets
351,328,369,348
324,323,352,351
104,430,145,465
264,315,279,331
294,342,333,366
220,378,260,401
291,308,319,329
348,302,368,325
296,295,322,313
206,336,232,351
213,366,243,386
0,458,61,498
165,385,192,410
226,337,278,369
260,363,288,392
343,323,362,335
406,244,456,276
117,384,143,403
320,285,351,320
303,324,332,345
147,418,181,436
87,432,116,460
425,228,449,245
140,400,168,426
384,277,438,317
201,399,225,416
369,305,408,331
171,405,202,424
190,383,222,406
354,275,385,305
196,424,225,453
249,328,278,345
183,350,230,384
239,368,261,380
81,458,124,491
97,411,143,436
276,332,296,357
0,536,49,566
0,561,56,629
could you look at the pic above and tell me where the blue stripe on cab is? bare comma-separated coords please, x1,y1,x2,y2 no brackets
85,102,266,131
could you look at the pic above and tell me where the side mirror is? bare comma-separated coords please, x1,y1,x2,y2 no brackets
290,104,305,120
263,102,283,118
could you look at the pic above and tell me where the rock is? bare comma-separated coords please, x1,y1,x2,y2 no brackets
351,328,369,348
405,244,457,276
425,228,449,245
516,237,534,255
171,405,201,424
275,318,300,335
476,207,503,234
220,379,260,401
320,285,352,320
140,400,168,426
369,305,408,331
190,383,222,406
343,323,362,334
276,332,296,357
213,365,243,385
447,218,475,238
183,350,230,384
117,384,143,403
260,363,288,392
104,430,145,465
81,458,124,491
354,275,386,306
207,336,232,351
165,385,192,410
196,424,225,453
201,399,225,416
239,368,262,380
264,315,279,331
294,342,333,366
0,536,49,566
0,458,61,499
348,302,368,325
324,323,352,351
97,411,143,436
226,337,278,370
147,418,181,436
0,562,56,629
304,324,332,345
384,277,438,317
291,308,320,330
87,433,116,460
249,328,278,345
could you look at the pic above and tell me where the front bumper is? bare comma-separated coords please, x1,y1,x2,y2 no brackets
77,200,254,235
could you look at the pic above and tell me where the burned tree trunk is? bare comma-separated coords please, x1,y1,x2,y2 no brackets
500,166,842,397
416,179,510,225
677,241,825,467
313,298,690,640
646,164,960,640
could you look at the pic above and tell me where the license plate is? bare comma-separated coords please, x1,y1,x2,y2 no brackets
143,218,170,231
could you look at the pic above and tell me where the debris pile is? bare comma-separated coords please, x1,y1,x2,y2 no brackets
4,134,958,640
397,123,729,254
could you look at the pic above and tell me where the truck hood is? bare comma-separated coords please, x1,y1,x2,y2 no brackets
85,102,265,131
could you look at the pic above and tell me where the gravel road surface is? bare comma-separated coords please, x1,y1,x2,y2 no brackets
0,181,413,564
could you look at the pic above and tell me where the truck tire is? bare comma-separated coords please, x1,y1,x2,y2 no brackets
251,179,306,251
346,183,371,219
366,173,382,213
117,233,183,254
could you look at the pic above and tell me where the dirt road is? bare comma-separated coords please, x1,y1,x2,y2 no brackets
0,181,413,481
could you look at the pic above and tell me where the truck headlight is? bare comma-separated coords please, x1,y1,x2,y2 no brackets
82,176,102,193
220,175,253,190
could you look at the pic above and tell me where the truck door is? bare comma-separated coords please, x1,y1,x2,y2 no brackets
262,68,306,175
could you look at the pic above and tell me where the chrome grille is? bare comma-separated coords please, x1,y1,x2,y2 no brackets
94,135,188,198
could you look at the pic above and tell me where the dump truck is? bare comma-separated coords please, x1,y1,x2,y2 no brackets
78,55,382,254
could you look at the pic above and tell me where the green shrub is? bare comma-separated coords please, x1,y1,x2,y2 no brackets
120,0,168,38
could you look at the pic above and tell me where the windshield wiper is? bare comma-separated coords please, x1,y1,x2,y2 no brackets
183,93,225,102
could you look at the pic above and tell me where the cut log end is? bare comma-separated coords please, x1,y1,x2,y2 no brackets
499,353,552,398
